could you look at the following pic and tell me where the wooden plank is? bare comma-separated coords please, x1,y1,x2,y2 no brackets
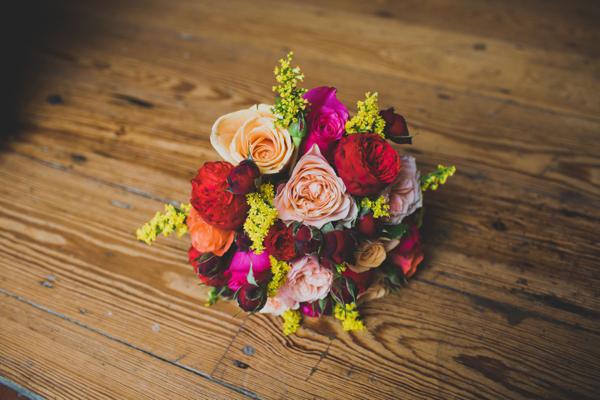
0,292,248,399
211,280,600,399
37,0,600,118
0,152,243,377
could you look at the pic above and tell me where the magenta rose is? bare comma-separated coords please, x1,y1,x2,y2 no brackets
299,87,348,161
226,250,271,290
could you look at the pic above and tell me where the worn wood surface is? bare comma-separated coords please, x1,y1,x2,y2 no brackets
1,0,599,398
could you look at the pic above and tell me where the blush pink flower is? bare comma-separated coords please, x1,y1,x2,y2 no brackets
281,255,333,303
260,292,299,316
382,154,423,224
273,144,357,229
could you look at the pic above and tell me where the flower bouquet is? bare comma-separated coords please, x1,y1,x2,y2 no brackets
137,52,455,335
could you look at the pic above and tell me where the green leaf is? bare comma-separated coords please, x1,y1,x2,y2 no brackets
382,223,409,239
247,259,258,286
321,222,335,235
193,252,215,264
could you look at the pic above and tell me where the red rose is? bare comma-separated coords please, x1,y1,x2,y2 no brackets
356,213,383,238
379,107,411,144
188,246,229,287
334,133,402,196
319,230,356,266
386,220,424,279
191,161,249,231
342,268,374,293
264,220,297,261
294,225,322,255
227,159,260,195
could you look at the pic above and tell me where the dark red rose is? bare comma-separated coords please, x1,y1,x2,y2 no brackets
318,230,355,266
386,220,424,279
356,213,383,238
188,246,228,286
294,225,322,255
191,161,249,231
342,268,374,293
237,284,267,312
235,231,253,252
334,133,402,196
300,298,333,318
379,107,411,144
227,159,260,195
264,221,297,261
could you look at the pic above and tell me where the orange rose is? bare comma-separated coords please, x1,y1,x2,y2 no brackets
274,145,357,229
187,208,234,257
210,104,294,175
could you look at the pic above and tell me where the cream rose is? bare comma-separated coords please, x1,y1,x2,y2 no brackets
210,104,294,174
348,240,386,273
382,154,422,224
260,292,299,316
274,145,357,229
280,255,333,303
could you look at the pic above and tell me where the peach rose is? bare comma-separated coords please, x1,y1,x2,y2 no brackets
187,207,234,257
382,154,422,224
274,145,357,229
260,292,299,316
210,104,294,175
348,240,386,273
281,255,333,303
357,270,389,306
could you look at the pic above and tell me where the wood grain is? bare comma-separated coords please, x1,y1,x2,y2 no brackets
1,0,599,398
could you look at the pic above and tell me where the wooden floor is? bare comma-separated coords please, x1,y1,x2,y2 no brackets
1,0,599,398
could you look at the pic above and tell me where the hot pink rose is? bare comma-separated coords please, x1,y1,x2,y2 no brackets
274,145,357,229
382,154,423,224
281,255,333,303
260,292,299,316
226,250,271,290
299,87,348,161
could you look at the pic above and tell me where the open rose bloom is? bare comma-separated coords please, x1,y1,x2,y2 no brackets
137,52,455,335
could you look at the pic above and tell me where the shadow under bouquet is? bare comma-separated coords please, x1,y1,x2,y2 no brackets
137,52,455,335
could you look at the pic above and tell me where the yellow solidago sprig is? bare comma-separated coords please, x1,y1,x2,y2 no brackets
244,183,279,254
271,52,310,131
420,165,457,191
334,303,366,332
136,203,192,245
345,92,386,138
361,196,390,218
268,256,291,298
282,310,302,336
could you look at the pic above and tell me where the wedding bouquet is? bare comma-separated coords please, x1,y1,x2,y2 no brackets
137,52,455,335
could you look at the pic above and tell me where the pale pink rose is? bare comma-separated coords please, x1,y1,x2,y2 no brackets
281,255,333,303
274,145,357,229
210,104,294,175
382,154,422,224
260,292,299,316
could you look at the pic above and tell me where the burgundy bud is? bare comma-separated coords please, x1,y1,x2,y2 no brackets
342,268,374,293
237,284,267,312
295,225,322,255
319,230,355,265
356,213,384,238
227,159,261,195
195,256,224,277
330,276,359,305
300,297,333,318
235,231,253,252
379,107,411,144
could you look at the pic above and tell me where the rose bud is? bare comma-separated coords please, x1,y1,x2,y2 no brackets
330,276,359,305
188,246,229,286
379,107,411,144
356,213,383,238
287,113,308,148
235,231,253,252
300,297,333,318
342,267,374,294
226,159,261,195
295,225,322,255
191,161,249,230
319,230,356,266
237,284,267,312
334,133,402,196
264,220,298,261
